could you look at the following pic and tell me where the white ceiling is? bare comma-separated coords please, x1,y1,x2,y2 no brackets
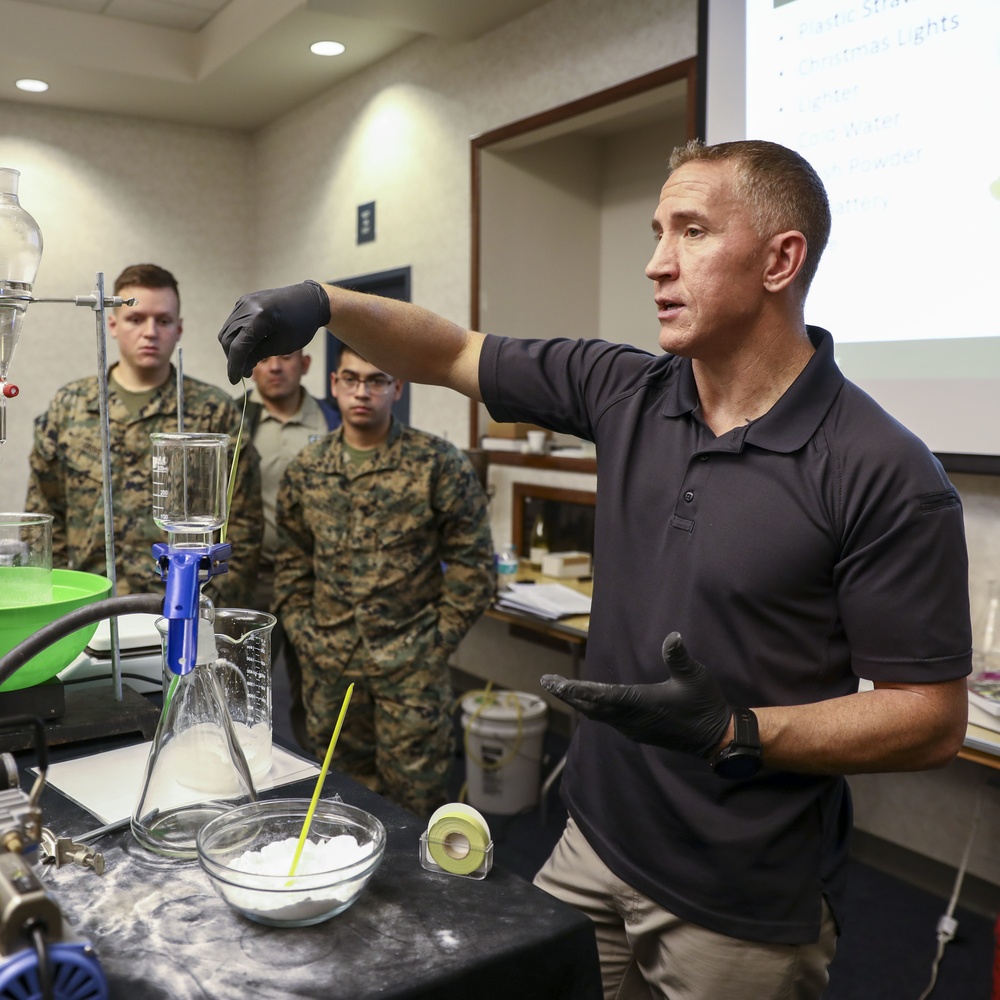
1,0,552,131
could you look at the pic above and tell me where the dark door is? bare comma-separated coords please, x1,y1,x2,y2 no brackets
327,267,411,425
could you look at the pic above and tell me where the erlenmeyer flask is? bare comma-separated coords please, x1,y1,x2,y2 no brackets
132,603,257,860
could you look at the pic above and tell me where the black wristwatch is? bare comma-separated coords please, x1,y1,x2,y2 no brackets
710,707,762,779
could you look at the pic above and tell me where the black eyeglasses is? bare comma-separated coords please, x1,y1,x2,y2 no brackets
334,372,395,395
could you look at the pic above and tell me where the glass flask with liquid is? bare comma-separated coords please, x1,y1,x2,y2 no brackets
133,598,257,859
157,608,276,782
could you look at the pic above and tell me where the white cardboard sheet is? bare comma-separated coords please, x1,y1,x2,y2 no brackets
37,742,321,824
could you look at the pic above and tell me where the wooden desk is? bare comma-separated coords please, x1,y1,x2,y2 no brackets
485,567,591,653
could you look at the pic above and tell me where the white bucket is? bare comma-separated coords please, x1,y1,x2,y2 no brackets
461,691,548,815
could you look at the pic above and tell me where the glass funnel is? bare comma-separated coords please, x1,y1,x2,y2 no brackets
150,432,228,535
0,167,43,385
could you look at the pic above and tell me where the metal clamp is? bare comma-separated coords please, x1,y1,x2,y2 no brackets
40,828,106,875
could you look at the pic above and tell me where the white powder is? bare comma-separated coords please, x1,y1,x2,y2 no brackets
232,834,371,877
219,834,376,922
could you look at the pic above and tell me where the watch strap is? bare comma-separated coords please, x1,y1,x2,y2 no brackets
710,707,761,778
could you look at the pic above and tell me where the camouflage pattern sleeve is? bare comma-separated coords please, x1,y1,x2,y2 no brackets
272,456,318,636
24,397,70,567
433,446,496,652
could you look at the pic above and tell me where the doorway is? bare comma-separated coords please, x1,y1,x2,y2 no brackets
327,266,411,425
469,61,697,451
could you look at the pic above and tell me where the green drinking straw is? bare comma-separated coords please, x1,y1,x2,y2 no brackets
287,682,355,880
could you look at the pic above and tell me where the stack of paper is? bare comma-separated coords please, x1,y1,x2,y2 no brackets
968,679,1000,734
496,582,591,620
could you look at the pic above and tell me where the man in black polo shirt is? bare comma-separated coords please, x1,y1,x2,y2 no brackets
216,139,971,1000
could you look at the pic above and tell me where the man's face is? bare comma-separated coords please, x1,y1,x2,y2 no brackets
251,351,310,406
330,350,402,435
108,285,182,376
645,160,768,361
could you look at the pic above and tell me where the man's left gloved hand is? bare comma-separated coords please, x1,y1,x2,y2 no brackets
540,632,733,758
218,280,331,384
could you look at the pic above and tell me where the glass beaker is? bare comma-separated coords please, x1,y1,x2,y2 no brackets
150,432,228,535
212,609,276,780
157,610,276,781
0,512,52,608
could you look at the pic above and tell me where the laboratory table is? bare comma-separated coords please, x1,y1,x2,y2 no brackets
29,749,602,1000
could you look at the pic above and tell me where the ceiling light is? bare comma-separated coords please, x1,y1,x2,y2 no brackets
15,79,49,93
310,41,345,57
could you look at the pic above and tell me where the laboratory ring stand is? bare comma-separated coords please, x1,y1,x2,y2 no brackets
0,274,162,752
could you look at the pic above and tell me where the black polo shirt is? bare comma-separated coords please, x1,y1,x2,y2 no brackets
480,326,971,944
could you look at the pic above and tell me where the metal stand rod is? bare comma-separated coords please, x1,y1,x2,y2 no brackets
176,347,185,433
90,272,122,702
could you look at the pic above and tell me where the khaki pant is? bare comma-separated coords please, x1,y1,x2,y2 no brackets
534,817,837,1000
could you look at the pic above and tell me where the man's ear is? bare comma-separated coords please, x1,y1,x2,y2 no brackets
762,231,808,293
301,353,312,375
393,379,405,401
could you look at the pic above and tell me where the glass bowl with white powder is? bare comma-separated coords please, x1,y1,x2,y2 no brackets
196,798,386,927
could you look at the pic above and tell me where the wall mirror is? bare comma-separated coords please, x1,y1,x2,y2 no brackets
513,484,597,566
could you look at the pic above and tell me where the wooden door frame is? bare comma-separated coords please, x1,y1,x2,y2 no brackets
468,59,699,449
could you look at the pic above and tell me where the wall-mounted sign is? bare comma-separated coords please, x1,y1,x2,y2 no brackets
357,201,375,244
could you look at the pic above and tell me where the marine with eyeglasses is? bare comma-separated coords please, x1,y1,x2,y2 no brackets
272,342,495,818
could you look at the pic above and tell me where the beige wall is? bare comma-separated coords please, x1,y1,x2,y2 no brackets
248,0,697,441
0,0,697,507
0,105,253,509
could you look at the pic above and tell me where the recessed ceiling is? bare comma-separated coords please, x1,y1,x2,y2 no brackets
0,0,552,131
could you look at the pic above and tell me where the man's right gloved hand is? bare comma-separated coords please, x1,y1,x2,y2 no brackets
540,632,733,758
217,280,331,384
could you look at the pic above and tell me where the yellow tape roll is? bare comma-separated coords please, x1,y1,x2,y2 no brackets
426,803,491,876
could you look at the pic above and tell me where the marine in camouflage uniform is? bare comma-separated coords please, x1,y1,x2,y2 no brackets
275,418,495,817
25,366,262,607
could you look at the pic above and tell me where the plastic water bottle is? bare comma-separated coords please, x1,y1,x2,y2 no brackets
495,545,519,591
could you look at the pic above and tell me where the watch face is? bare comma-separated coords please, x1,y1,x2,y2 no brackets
715,751,761,780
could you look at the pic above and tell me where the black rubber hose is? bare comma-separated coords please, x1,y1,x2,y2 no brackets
0,593,164,688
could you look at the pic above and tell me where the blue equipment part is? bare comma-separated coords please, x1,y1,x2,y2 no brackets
0,940,108,1000
151,542,231,677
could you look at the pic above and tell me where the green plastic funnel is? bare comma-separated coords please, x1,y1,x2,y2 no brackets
0,569,113,691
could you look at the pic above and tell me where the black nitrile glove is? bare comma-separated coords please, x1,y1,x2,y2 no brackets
218,280,331,384
540,632,733,758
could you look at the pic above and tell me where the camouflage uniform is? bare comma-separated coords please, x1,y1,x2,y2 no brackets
275,420,495,817
25,366,262,607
